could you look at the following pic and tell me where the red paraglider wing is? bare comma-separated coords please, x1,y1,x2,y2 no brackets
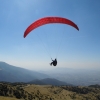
24,17,79,38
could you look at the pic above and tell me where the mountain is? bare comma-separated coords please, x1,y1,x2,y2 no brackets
0,61,50,82
28,78,72,86
40,67,100,86
2,61,99,86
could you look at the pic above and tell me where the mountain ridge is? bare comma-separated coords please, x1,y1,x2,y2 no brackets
0,61,50,82
28,78,72,86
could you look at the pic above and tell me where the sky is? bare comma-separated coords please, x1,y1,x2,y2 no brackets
0,0,100,70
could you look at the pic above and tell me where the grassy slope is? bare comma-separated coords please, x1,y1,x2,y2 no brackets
0,83,100,100
0,96,19,100
24,85,84,100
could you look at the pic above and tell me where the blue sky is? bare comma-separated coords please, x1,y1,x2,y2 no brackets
0,0,100,70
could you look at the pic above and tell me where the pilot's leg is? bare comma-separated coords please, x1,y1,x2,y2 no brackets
50,62,53,66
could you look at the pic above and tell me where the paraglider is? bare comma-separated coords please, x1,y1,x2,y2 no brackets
24,16,79,66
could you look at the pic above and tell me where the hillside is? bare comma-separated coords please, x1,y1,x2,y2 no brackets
0,82,100,100
0,96,18,100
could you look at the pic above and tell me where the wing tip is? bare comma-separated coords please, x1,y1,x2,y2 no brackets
23,33,26,38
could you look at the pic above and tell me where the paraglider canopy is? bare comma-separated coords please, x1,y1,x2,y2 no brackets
24,16,79,38
23,16,79,66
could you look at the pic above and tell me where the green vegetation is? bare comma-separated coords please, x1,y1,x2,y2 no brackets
0,82,100,100
0,82,32,100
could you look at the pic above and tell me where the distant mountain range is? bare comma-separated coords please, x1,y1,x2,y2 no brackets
40,67,100,86
0,61,50,82
28,78,72,86
1,61,100,86
0,61,71,86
